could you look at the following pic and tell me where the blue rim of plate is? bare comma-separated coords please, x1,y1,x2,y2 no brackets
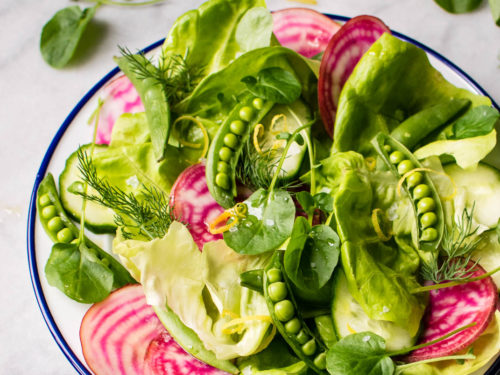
27,14,500,375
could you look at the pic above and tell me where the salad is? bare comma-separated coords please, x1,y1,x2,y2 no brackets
34,0,500,374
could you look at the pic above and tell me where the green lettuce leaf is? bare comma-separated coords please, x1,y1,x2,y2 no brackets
332,33,491,154
113,221,274,360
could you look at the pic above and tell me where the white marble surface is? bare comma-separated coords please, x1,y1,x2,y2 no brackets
0,0,499,373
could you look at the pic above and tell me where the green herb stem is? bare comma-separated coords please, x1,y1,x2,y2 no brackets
413,266,500,294
389,322,476,357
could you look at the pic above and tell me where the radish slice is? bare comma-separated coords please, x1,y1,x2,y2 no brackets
96,75,144,144
272,8,341,58
318,15,390,137
144,332,229,375
406,262,498,362
170,163,224,249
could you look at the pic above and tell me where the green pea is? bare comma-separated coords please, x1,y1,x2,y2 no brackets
284,318,301,334
302,339,317,356
420,212,438,228
406,172,423,188
267,268,282,283
421,227,438,242
383,144,392,153
39,193,51,207
397,160,414,175
47,217,64,233
417,197,436,214
252,97,264,110
229,120,245,135
389,151,404,164
41,205,57,220
218,147,233,162
296,329,309,344
215,173,231,190
313,352,327,370
268,282,287,302
413,184,431,200
274,300,294,322
239,106,254,122
217,161,231,174
223,133,238,149
57,228,74,243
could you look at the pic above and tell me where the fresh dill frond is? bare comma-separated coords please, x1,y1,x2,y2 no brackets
236,140,303,191
118,46,203,103
421,205,481,283
75,148,176,240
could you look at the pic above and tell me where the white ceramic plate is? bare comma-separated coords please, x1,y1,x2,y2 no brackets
27,15,500,375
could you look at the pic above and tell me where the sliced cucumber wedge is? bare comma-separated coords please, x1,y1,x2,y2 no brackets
331,268,417,352
445,162,500,229
59,144,117,234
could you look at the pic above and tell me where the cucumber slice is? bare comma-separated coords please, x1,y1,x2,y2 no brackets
259,99,311,180
445,162,500,229
331,269,417,352
473,232,500,292
59,144,117,233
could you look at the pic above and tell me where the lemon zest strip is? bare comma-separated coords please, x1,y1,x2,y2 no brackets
221,315,273,335
173,115,209,159
253,123,265,155
371,208,392,242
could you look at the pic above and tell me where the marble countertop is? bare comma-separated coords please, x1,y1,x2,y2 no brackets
1,0,499,373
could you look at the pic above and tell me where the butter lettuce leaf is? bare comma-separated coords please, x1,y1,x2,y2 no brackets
332,33,491,154
113,221,274,360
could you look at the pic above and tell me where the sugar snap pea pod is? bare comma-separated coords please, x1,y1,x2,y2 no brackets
390,98,470,150
37,173,136,287
371,133,444,252
240,269,264,293
206,94,274,208
116,54,171,162
264,251,328,374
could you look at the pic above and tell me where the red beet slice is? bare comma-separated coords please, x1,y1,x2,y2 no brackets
272,8,341,58
144,332,229,375
96,74,144,145
318,15,390,138
406,263,498,362
170,163,224,249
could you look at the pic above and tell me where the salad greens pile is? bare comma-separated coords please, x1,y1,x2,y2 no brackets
37,0,500,374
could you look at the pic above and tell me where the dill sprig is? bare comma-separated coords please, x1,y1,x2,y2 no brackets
76,148,176,240
118,46,203,102
421,205,481,284
236,140,303,192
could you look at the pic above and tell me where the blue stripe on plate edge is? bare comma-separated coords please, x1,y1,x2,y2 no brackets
26,15,500,375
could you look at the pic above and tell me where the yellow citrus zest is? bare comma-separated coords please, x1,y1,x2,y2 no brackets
221,315,273,335
253,123,265,155
371,208,392,242
208,203,249,234
173,115,209,159
365,156,376,171
397,167,457,200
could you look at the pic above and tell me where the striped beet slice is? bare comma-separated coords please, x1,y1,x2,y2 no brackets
144,332,229,375
406,262,497,362
318,15,390,138
170,163,224,250
96,74,144,145
272,8,341,58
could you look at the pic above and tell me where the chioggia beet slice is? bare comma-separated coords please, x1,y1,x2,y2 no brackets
170,163,224,249
96,74,144,144
80,284,228,375
318,15,390,137
272,8,341,58
406,262,497,362
144,332,229,375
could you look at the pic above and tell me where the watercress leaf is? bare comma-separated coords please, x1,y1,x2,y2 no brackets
40,5,97,68
326,332,395,375
235,7,273,52
45,242,114,303
284,219,340,290
314,192,334,215
243,67,302,104
451,105,499,139
434,0,483,13
224,189,295,254
296,191,315,214
490,0,500,25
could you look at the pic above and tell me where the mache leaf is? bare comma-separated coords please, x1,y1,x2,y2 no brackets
40,5,97,68
242,67,302,104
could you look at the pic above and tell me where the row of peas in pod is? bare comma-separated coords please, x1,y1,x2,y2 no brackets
206,93,274,208
264,252,328,374
371,133,444,252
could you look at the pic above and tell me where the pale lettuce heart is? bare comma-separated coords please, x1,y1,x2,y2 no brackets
113,221,274,360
